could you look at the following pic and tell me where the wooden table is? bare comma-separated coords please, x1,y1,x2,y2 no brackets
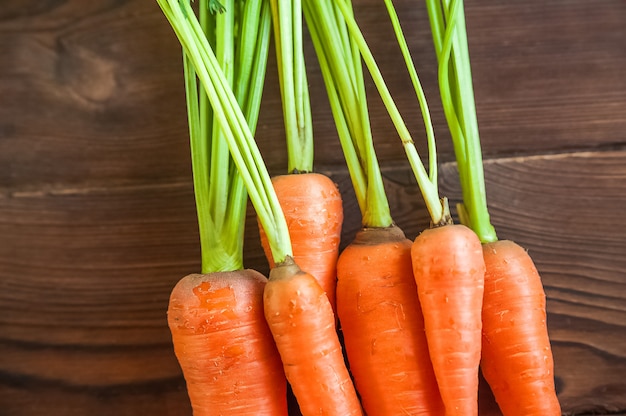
1,1,624,415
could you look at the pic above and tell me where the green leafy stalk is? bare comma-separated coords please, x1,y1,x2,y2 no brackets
185,0,272,273
183,0,240,273
303,0,393,228
307,0,447,226
158,0,293,265
382,0,437,188
425,0,497,242
271,0,314,173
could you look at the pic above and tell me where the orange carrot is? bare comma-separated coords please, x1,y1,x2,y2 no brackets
167,271,288,416
263,257,363,416
481,240,561,416
336,225,444,415
411,223,486,416
259,172,343,312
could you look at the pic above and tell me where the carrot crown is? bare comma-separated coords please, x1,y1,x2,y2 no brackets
270,0,314,174
157,0,293,266
425,0,498,242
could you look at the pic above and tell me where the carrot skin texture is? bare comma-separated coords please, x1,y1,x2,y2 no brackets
259,172,343,311
167,271,288,416
481,240,561,416
264,258,363,416
411,224,485,416
337,225,444,415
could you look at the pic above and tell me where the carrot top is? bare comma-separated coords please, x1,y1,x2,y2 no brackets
157,0,293,265
270,0,313,173
425,0,498,242
174,0,272,273
308,0,451,227
303,0,393,228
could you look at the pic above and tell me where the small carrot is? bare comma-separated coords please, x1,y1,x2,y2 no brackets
259,172,343,312
411,223,486,416
481,240,561,416
264,257,363,416
168,271,288,416
337,225,444,415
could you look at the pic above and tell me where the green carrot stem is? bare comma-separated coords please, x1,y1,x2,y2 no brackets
207,1,234,244
303,0,393,228
204,0,272,272
271,0,314,173
425,0,497,242
158,0,292,265
183,55,225,272
330,0,446,226
183,0,273,272
184,0,242,273
382,0,438,185
305,12,368,209
225,0,272,242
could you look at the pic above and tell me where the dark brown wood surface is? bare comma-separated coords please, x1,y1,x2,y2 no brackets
1,1,625,415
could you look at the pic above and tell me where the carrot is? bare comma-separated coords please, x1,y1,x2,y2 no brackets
480,240,561,415
264,257,364,416
157,1,296,414
259,173,343,312
423,1,561,414
304,2,447,414
168,271,287,415
254,3,355,411
336,225,444,415
410,223,485,416
255,3,360,412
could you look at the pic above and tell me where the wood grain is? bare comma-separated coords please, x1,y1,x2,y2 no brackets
1,0,625,414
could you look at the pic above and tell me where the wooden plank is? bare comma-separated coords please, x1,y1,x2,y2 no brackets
0,182,198,348
2,0,625,186
463,1,626,157
0,183,196,414
0,1,190,190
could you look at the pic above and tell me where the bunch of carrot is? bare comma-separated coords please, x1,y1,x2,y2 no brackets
156,0,561,415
